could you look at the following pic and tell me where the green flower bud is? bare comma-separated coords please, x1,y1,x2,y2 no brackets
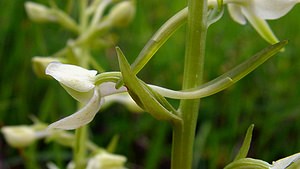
25,2,56,23
106,1,135,27
1,125,36,148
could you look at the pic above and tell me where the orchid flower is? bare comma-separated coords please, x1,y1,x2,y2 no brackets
45,39,286,130
208,0,300,44
45,62,136,130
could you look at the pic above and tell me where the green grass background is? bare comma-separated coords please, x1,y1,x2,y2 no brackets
1,0,300,169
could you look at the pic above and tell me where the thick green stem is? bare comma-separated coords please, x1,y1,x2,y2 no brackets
171,0,207,169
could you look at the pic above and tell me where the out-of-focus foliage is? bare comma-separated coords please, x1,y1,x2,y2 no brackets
1,0,300,169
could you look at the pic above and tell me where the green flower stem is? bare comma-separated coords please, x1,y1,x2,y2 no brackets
79,0,88,32
73,3,91,168
171,0,207,169
74,125,88,169
90,0,112,27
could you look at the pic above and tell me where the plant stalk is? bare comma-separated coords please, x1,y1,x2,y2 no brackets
171,0,207,168
74,125,88,169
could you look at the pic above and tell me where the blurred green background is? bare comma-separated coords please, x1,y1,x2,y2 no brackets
1,0,300,169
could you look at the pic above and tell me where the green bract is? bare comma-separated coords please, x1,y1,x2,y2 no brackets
116,47,181,123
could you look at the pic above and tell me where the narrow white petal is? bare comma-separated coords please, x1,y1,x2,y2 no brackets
252,0,299,20
271,153,300,169
228,4,247,25
46,62,97,92
48,88,103,130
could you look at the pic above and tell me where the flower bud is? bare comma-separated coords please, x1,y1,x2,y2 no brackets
86,152,127,169
25,2,56,23
32,56,62,78
31,56,64,78
1,125,36,148
106,1,135,27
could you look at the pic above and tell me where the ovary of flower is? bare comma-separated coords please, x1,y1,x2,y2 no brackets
46,62,135,130
208,0,300,44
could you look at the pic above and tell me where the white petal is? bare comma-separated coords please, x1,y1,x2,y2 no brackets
46,62,97,92
271,153,300,169
228,4,247,25
48,87,103,130
252,0,299,20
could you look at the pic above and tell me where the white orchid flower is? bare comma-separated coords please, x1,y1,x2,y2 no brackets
208,0,300,44
45,62,138,130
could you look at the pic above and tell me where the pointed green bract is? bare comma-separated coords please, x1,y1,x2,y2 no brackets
234,124,254,161
116,47,181,123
